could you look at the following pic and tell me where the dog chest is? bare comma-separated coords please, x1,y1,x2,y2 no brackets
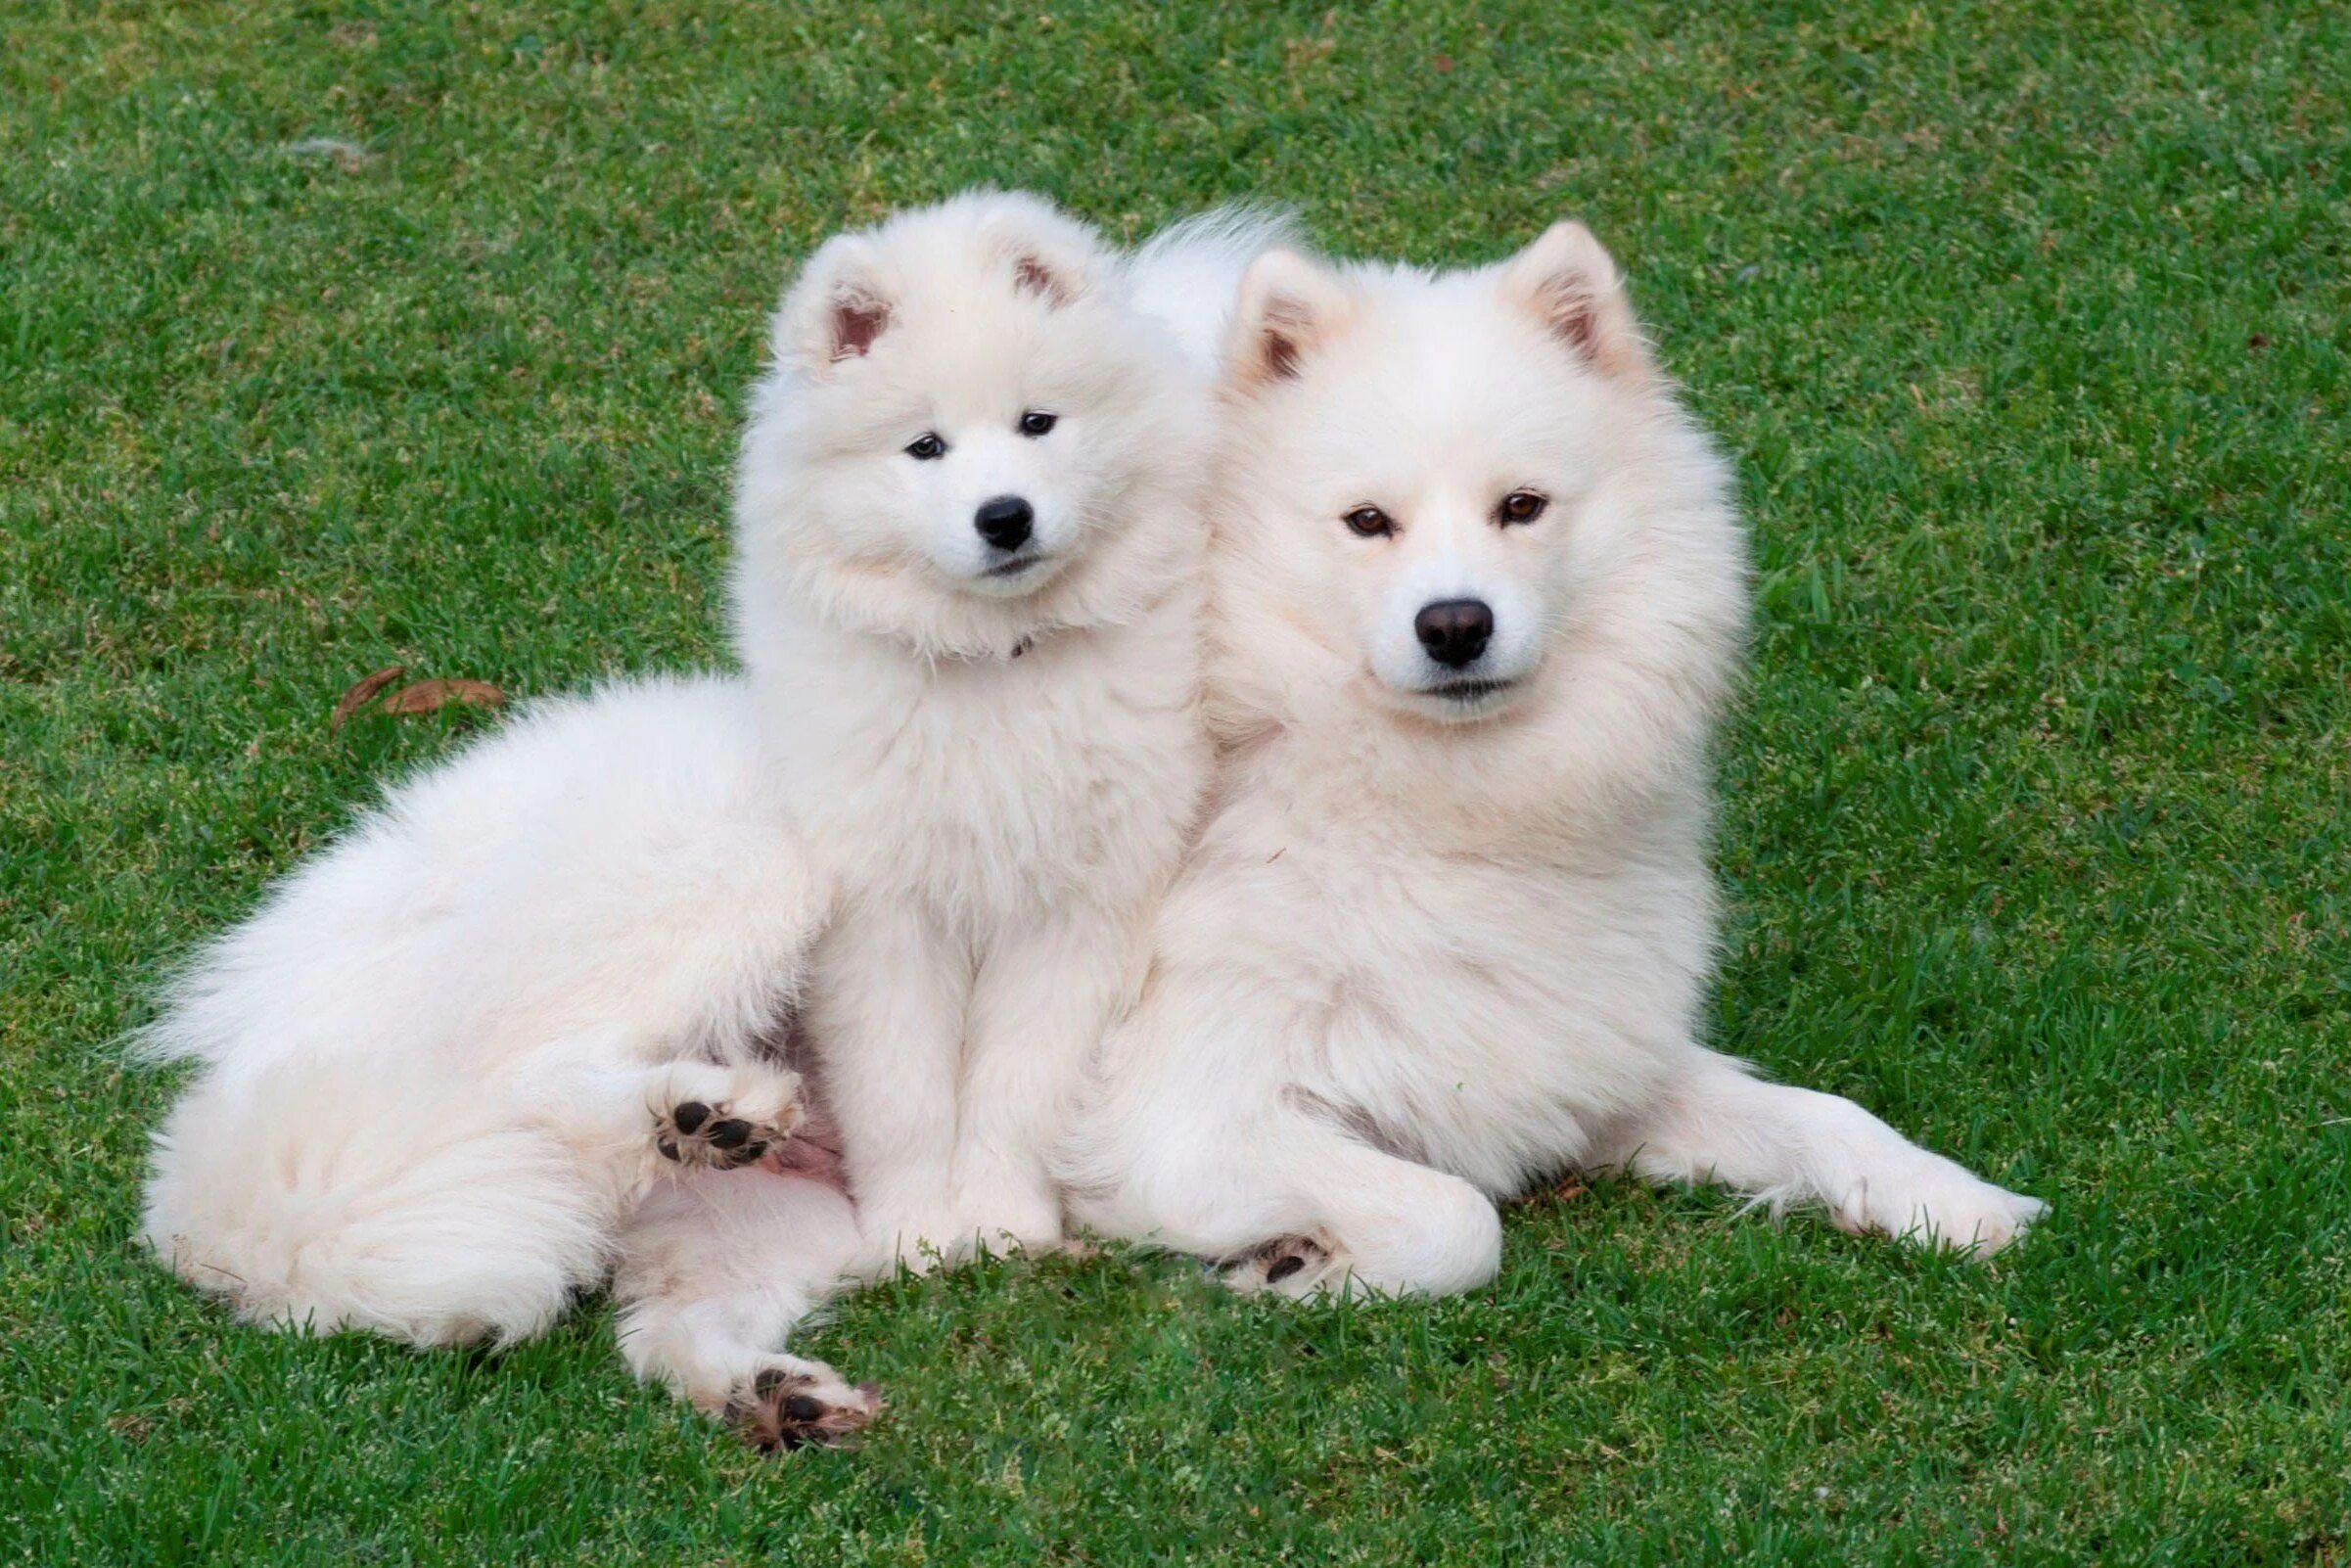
1176,805,1704,1189
803,636,1202,917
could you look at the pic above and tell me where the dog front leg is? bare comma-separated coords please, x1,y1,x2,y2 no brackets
954,905,1142,1255
1589,1046,2046,1256
802,899,972,1273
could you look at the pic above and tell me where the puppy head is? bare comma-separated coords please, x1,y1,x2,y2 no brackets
1214,221,1658,726
738,192,1197,650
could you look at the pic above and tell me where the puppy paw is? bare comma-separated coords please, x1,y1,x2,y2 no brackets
851,1176,1059,1278
1222,1232,1342,1298
852,1205,974,1277
723,1361,882,1453
652,1066,805,1172
953,1179,1065,1259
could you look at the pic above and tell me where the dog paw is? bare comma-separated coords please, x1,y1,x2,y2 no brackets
723,1362,882,1453
652,1067,805,1172
1913,1182,2047,1259
1222,1232,1341,1298
852,1204,974,1277
850,1175,1059,1277
1837,1162,2048,1259
952,1177,1066,1259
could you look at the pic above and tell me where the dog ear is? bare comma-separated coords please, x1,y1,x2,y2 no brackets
980,196,1106,307
1225,249,1351,392
1497,221,1650,380
775,235,896,374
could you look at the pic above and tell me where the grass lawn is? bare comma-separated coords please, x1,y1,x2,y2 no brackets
4,0,2348,1560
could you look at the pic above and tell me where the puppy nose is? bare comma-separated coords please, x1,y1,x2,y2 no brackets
1414,599,1494,668
974,495,1034,552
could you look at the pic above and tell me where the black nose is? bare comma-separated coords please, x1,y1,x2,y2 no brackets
974,495,1034,552
1414,599,1495,668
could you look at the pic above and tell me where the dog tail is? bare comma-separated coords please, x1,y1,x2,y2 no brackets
1125,206,1301,377
140,1056,615,1347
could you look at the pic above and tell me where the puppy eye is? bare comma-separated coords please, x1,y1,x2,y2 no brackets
1018,409,1058,438
1497,490,1547,526
1343,505,1396,539
904,433,946,460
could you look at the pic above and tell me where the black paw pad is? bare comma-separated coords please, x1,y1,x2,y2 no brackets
655,1097,791,1170
1244,1234,1328,1289
726,1373,882,1454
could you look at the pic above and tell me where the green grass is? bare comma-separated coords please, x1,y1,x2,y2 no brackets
4,0,2347,1560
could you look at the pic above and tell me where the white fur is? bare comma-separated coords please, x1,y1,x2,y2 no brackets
140,193,1272,1419
1061,224,2047,1298
141,675,823,1345
612,1168,866,1412
727,194,1272,1269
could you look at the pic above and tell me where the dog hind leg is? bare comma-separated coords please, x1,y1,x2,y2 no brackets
612,1167,878,1449
1077,1110,1503,1301
1241,1125,1503,1300
516,1035,806,1181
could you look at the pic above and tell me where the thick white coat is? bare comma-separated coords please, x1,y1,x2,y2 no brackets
139,194,1271,1418
1062,227,2047,1297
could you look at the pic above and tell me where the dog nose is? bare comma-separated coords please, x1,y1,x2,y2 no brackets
974,495,1034,552
1414,599,1495,668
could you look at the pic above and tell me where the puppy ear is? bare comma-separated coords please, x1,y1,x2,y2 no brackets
1497,220,1650,380
980,196,1106,307
775,235,896,374
1225,249,1351,391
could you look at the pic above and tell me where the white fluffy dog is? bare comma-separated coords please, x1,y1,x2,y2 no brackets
141,193,1263,1443
1061,223,2048,1297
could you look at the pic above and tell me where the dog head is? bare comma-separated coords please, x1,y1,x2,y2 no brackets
735,192,1201,657
1212,221,1683,728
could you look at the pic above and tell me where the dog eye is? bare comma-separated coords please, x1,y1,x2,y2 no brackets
1018,410,1059,438
1343,505,1396,539
904,433,946,460
1497,490,1547,526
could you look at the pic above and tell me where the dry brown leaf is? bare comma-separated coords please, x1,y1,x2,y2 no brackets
1517,1176,1588,1209
378,677,508,716
330,665,405,730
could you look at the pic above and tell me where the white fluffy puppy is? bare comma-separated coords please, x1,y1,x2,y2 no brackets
726,197,1237,1271
142,193,1254,1443
1061,223,2048,1298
